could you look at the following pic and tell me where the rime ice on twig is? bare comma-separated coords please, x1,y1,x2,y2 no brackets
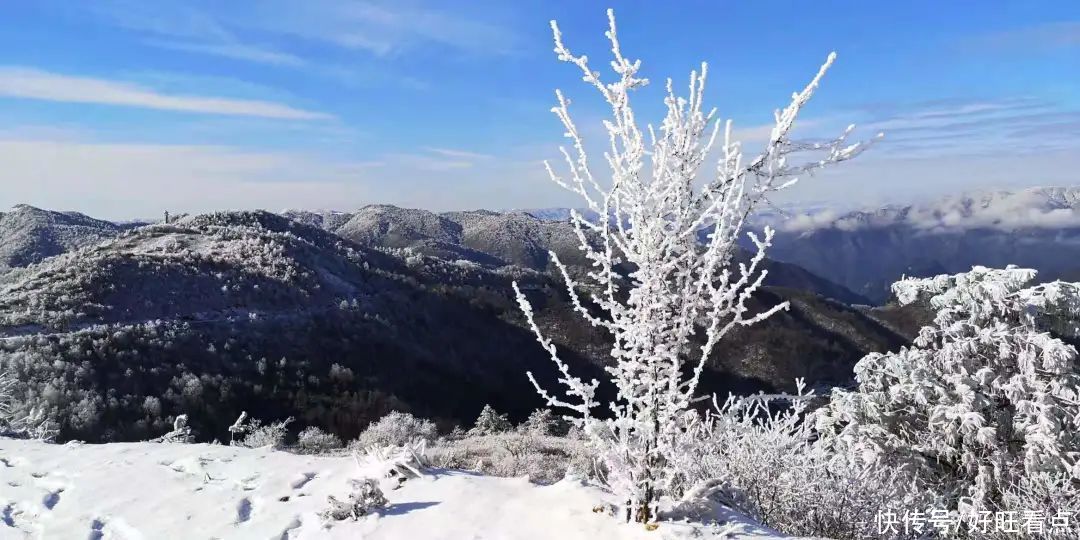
513,8,875,523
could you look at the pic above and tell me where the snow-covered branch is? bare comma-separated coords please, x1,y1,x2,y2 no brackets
513,8,873,523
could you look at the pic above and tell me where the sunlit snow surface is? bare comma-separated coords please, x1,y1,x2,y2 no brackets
0,439,790,539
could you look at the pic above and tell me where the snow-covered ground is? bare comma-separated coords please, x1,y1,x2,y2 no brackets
0,439,789,539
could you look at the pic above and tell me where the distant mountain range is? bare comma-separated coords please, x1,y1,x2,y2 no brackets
0,204,909,443
525,187,1080,304
759,186,1080,303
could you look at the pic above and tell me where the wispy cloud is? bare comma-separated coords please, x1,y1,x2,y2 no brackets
243,0,519,57
423,147,494,160
85,0,516,65
147,40,306,67
381,151,475,171
863,99,1048,131
0,67,331,120
967,21,1080,52
87,0,305,67
357,147,499,172
844,98,1080,158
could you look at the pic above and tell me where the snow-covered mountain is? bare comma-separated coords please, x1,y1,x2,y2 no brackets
288,204,869,304
279,209,355,232
0,208,907,444
759,186,1080,303
0,204,121,270
0,210,590,442
315,205,588,271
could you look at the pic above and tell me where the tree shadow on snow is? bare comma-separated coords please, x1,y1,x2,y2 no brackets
383,501,440,516
422,468,486,480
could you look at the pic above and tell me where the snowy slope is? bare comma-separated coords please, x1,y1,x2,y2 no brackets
0,439,789,539
0,205,120,270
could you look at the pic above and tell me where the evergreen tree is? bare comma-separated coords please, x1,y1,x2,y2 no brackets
471,404,511,435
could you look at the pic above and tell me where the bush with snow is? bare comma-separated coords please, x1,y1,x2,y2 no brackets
815,266,1080,523
354,439,429,483
665,382,925,539
151,414,194,444
320,478,388,521
295,426,343,454
513,8,874,522
233,415,293,449
350,410,438,450
1,372,59,442
469,404,511,436
428,431,592,484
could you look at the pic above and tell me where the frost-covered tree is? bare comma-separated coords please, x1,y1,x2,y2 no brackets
470,404,511,435
0,370,13,430
519,408,560,436
816,266,1080,515
513,9,875,522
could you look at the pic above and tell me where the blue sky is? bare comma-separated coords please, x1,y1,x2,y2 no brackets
0,0,1076,219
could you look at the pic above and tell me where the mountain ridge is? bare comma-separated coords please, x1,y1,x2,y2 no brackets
0,208,905,443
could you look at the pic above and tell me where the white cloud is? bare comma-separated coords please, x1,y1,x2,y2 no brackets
147,40,306,67
243,0,519,57
0,138,372,220
836,98,1080,160
422,147,494,160
0,67,330,120
380,153,473,172
85,0,516,61
968,21,1080,52
85,0,305,67
0,134,563,220
862,100,1045,132
773,155,1080,233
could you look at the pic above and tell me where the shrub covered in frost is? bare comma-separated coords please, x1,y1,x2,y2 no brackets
355,440,429,482
295,426,343,454
350,411,438,450
320,478,388,521
151,414,195,444
666,383,926,539
1,371,59,442
816,266,1080,516
234,416,293,449
668,267,1080,539
429,431,592,484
